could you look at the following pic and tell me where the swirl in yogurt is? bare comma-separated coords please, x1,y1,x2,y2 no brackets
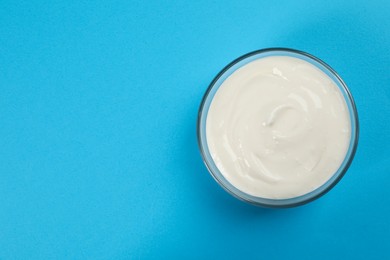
206,56,351,199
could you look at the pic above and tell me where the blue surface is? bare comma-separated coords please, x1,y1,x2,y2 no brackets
1,0,389,259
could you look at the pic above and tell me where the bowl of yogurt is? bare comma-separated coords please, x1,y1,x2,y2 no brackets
197,48,359,208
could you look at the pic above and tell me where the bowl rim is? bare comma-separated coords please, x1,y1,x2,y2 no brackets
197,47,359,208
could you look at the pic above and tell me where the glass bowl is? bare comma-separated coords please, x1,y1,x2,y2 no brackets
197,48,359,208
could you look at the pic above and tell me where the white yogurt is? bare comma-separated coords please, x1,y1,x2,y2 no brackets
206,56,351,199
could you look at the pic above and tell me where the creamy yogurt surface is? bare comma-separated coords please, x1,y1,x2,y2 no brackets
206,56,351,199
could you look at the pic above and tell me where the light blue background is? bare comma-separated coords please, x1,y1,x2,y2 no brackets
1,0,389,259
